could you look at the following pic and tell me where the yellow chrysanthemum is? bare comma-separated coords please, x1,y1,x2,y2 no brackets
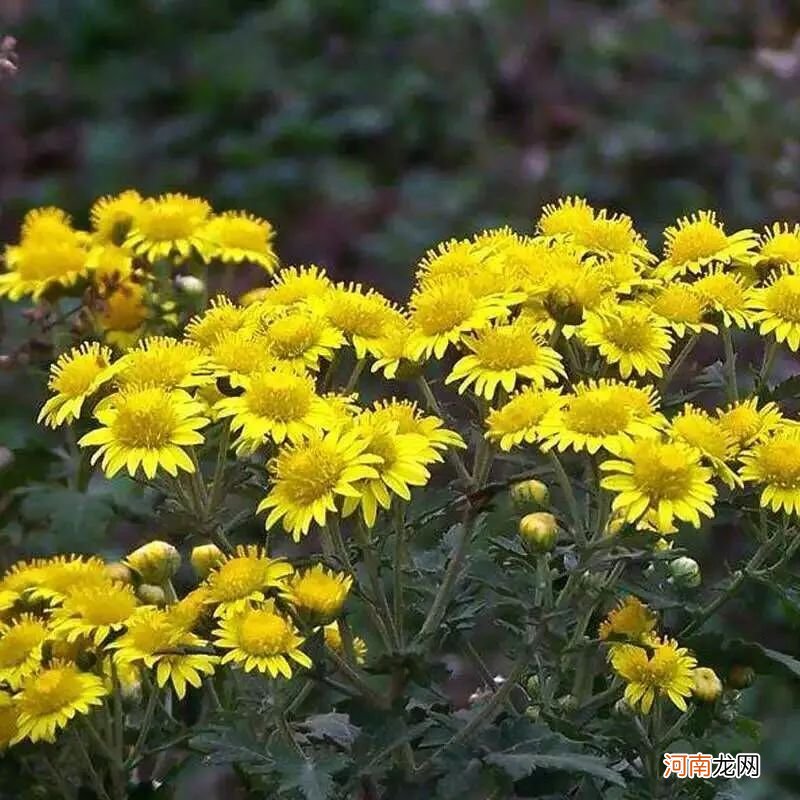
660,210,757,278
600,438,717,533
203,545,294,618
0,560,45,605
206,329,269,387
539,380,663,455
186,295,250,347
79,386,208,478
18,207,75,243
536,196,595,239
213,600,312,678
755,223,800,269
114,336,212,391
12,662,108,743
445,320,565,399
166,587,212,633
86,242,134,280
1,235,89,301
90,190,143,244
591,253,650,294
645,284,716,337
750,271,800,351
716,398,783,453
484,387,565,452
258,428,382,540
580,304,673,379
29,556,109,604
0,614,49,688
414,239,484,286
200,211,277,271
611,639,697,714
126,193,212,261
241,265,333,310
572,210,655,265
470,226,521,258
740,427,800,515
670,405,739,488
370,319,416,379
693,269,754,328
37,342,117,428
285,565,352,623
0,691,18,750
324,621,367,664
598,596,658,644
95,280,150,348
50,582,139,646
109,609,217,699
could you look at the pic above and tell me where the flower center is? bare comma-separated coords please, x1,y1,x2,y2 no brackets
293,574,341,614
413,286,476,335
266,316,319,357
651,287,705,323
718,407,760,443
280,444,345,505
0,621,46,667
23,668,83,714
577,216,637,254
238,611,292,655
565,392,631,435
471,328,544,369
673,416,727,460
755,439,800,487
761,232,800,263
601,316,656,352
111,389,180,448
66,587,138,625
52,353,109,397
245,372,314,421
211,333,267,375
214,218,267,250
667,220,728,265
632,444,693,500
121,343,200,388
138,198,208,241
212,559,267,600
17,242,86,280
326,294,390,338
767,276,800,322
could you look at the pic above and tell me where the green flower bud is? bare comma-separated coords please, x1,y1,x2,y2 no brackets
137,583,167,607
510,479,549,510
126,540,181,584
190,543,224,579
669,556,701,588
519,512,559,552
105,561,134,585
692,667,723,702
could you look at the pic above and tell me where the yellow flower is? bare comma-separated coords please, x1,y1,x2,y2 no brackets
659,210,757,278
86,242,134,280
324,622,367,664
645,283,716,337
484,387,565,452
167,587,212,633
0,691,18,750
37,342,118,428
370,319,416,379
693,269,754,328
241,265,332,310
18,206,75,242
109,609,217,699
90,190,143,244
580,304,673,379
572,210,655,265
186,295,250,347
79,386,208,479
598,596,657,643
126,540,181,583
50,582,139,646
258,428,382,540
415,239,485,287
206,329,270,387
114,336,212,391
670,405,739,488
95,280,150,348
750,271,800,350
740,427,800,515
600,438,717,533
755,223,800,269
213,600,312,678
0,614,49,688
536,196,595,239
203,545,294,618
539,380,663,455
12,662,108,743
610,639,697,714
0,560,45,606
190,544,225,580
200,211,277,271
1,234,89,301
716,398,783,453
126,193,212,261
285,565,352,623
30,556,109,604
445,320,565,399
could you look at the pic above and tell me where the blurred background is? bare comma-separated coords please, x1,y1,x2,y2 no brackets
2,1,800,797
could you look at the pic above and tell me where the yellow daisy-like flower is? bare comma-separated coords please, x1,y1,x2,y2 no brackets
1,235,89,301
610,639,697,714
591,253,650,294
12,662,108,744
95,280,150,348
692,269,754,328
670,405,739,488
90,190,143,244
29,556,110,604
445,320,565,399
213,600,312,678
114,336,212,391
755,223,800,269
536,196,595,239
79,386,208,479
126,193,212,261
750,271,800,350
470,226,521,258
50,582,139,646
598,596,658,644
0,691,18,750
0,559,45,605
241,265,333,310
370,319,415,379
109,609,217,699
86,242,134,280
203,545,294,618
37,342,117,428
716,398,783,453
414,239,484,286
407,278,520,360
539,380,664,456
579,304,673,379
324,621,367,664
0,614,49,688
18,207,75,243
216,365,339,453
572,210,655,265
600,438,717,533
740,427,800,515
186,295,250,348
659,210,757,278
484,387,565,452
645,283,716,337
258,428,382,540
285,565,352,623
200,210,277,271
206,329,269,387
166,587,212,634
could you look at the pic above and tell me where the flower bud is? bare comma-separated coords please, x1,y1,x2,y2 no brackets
557,694,578,712
519,512,558,552
174,274,206,295
105,562,133,585
190,543,224,579
524,705,540,721
693,667,723,703
728,664,755,689
510,479,549,510
612,697,634,718
525,674,540,695
137,584,167,606
669,556,701,588
126,540,181,584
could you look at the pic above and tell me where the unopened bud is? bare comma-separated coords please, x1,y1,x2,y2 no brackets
510,479,549,510
190,543,224,579
137,584,167,606
524,705,540,721
126,540,181,584
105,562,133,585
693,667,722,702
557,694,578,712
669,556,701,588
175,275,206,295
728,665,755,689
519,512,558,552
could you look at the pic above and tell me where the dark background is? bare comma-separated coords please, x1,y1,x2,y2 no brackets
2,2,800,797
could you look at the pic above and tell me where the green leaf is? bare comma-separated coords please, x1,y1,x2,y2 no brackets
275,752,347,800
189,726,273,776
299,713,360,750
485,748,625,787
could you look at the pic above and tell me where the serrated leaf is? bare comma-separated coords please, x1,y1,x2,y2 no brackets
485,748,625,787
276,752,347,800
299,713,360,750
190,726,273,775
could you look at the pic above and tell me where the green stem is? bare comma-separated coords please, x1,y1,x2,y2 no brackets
392,501,407,648
42,753,74,800
324,645,389,709
127,686,159,768
343,357,366,394
286,679,314,715
189,448,209,513
208,420,231,514
73,727,112,800
548,452,585,545
659,334,698,393
722,327,739,403
533,554,551,609
276,712,305,759
755,338,778,394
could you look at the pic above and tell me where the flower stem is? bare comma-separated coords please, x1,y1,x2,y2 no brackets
722,327,739,403
127,685,159,768
392,501,407,648
343,357,366,393
659,334,698,393
755,338,778,394
324,644,389,709
548,452,585,545
73,726,113,800
208,419,231,514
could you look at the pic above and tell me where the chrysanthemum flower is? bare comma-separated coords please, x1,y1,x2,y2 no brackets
1,235,89,301
484,387,565,452
258,428,382,540
241,265,333,310
415,239,485,285
716,398,783,453
610,639,697,713
109,609,217,699
598,596,657,644
203,545,294,618
749,271,800,350
470,226,521,259
740,427,800,515
90,190,143,244
0,691,18,750
29,556,109,604
213,600,312,678
126,193,212,261
370,319,416,379
50,582,139,646
591,253,650,294
185,296,250,347
79,386,208,478
445,320,565,399
86,242,134,280
572,210,655,265
167,587,212,633
200,211,277,271
659,211,757,278
0,559,45,605
670,405,739,488
324,621,367,664
600,438,717,533
18,207,75,243
755,223,800,269
285,565,352,624
579,304,673,379
114,336,212,391
37,342,117,428
12,662,108,743
95,280,149,349
536,196,595,239
0,614,49,688
645,284,716,337
539,380,663,455
693,270,754,328
206,329,270,387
